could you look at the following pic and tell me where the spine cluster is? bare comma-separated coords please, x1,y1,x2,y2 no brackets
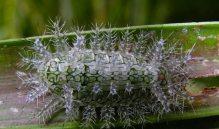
17,22,193,128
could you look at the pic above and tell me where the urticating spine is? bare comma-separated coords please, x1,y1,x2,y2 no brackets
17,22,193,128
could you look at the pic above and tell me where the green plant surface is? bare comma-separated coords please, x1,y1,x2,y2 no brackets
188,76,219,93
1,122,79,129
1,22,219,128
0,21,219,47
3,105,219,129
1,21,219,81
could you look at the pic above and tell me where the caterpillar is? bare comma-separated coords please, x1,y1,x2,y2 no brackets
17,21,194,128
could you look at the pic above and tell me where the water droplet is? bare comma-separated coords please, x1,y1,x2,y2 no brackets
197,36,206,41
0,100,3,105
10,107,18,113
182,28,188,34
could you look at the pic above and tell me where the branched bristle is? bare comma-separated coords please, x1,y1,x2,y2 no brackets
35,97,64,124
17,22,195,128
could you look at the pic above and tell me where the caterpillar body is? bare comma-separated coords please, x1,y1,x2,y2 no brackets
17,22,193,128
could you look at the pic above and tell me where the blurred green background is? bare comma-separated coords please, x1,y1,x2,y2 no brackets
0,0,218,40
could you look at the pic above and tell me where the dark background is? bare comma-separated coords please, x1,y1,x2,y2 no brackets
0,0,218,39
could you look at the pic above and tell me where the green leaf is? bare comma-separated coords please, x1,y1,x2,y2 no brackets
1,22,219,128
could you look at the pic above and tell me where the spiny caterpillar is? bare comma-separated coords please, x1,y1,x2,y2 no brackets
17,21,194,128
